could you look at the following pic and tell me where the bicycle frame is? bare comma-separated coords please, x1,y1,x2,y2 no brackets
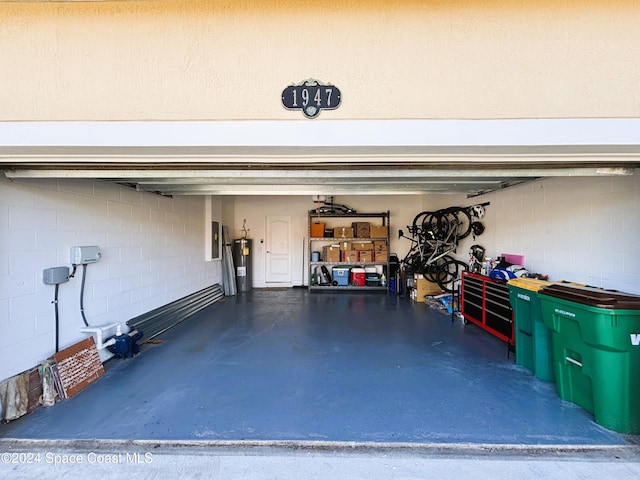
421,218,460,266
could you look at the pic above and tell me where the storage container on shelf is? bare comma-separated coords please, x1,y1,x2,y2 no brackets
350,268,366,287
331,267,351,287
366,273,381,287
310,221,325,238
538,283,640,434
507,277,554,382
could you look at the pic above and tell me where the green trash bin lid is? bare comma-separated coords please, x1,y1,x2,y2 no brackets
539,283,640,310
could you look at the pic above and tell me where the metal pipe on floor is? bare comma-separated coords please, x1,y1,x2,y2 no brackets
126,284,224,340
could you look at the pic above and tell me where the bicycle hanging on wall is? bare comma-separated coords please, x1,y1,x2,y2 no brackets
398,204,488,294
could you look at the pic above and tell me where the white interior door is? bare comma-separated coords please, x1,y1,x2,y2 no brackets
265,215,292,284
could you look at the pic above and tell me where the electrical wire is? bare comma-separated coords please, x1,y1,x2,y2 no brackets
80,263,89,326
53,283,60,352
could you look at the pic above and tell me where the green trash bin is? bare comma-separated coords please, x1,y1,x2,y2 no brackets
538,283,640,434
508,278,554,382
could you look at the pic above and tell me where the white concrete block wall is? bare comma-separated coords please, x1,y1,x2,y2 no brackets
0,176,221,382
430,173,640,295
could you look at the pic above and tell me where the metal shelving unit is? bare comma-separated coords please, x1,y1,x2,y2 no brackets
308,211,390,292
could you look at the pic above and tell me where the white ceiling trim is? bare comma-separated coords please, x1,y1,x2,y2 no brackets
2,156,639,167
6,167,631,179
1,119,640,148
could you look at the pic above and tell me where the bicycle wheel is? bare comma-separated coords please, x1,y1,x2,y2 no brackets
420,212,440,239
404,251,423,276
453,207,472,240
411,211,433,237
423,255,446,283
434,256,468,293
437,207,472,241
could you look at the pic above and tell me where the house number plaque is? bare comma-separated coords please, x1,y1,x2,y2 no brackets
282,79,341,118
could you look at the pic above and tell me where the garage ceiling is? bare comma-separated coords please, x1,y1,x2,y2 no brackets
1,120,639,197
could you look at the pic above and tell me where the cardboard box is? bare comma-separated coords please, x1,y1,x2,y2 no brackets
374,241,388,251
343,250,359,262
369,225,388,238
352,242,374,251
338,241,351,251
334,227,354,238
414,275,442,301
323,246,341,262
310,222,325,238
359,251,373,262
374,251,388,262
351,222,370,238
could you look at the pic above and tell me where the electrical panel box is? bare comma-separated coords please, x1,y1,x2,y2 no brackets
70,246,101,265
43,266,70,285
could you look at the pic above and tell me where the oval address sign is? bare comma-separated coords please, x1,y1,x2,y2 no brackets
282,79,341,119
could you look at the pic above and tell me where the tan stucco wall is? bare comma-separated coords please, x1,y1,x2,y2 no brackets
1,0,639,121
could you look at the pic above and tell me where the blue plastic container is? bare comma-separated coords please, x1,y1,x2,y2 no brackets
332,267,350,286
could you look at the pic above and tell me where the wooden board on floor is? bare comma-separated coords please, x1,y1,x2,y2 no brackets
26,368,42,413
53,337,104,398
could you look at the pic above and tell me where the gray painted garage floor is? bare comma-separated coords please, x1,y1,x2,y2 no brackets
0,288,636,446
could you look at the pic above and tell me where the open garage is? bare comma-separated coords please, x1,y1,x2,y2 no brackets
1,2,640,469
